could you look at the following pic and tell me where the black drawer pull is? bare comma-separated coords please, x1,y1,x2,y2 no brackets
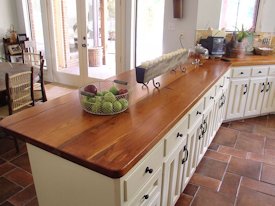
196,111,202,115
182,145,189,164
145,167,153,174
261,83,265,93
258,71,262,74
220,85,223,88
243,84,248,95
240,72,244,75
210,96,214,100
177,132,183,138
144,194,149,200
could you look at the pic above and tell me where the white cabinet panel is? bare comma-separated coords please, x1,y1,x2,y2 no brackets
161,137,187,206
244,77,266,117
261,77,275,114
226,78,249,120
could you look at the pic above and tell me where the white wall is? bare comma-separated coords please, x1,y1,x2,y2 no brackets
0,0,20,56
163,0,199,53
256,0,275,32
196,0,222,30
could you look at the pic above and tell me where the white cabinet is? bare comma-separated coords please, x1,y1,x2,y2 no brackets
161,137,187,206
130,168,162,206
198,104,214,162
244,77,266,117
225,65,275,121
261,76,275,114
185,118,202,180
226,78,249,120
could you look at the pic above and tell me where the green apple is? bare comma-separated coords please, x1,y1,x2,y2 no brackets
103,92,116,103
96,92,103,96
109,86,119,95
119,98,128,109
113,101,122,112
102,102,113,114
88,97,96,103
91,102,101,113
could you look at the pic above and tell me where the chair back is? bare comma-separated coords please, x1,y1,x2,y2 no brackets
5,67,34,115
22,51,43,66
24,40,36,53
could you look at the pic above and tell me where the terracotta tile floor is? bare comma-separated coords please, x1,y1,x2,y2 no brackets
0,109,275,205
176,114,275,206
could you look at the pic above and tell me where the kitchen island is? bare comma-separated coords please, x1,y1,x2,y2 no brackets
0,55,274,205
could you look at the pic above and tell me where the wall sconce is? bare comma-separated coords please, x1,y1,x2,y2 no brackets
173,0,183,18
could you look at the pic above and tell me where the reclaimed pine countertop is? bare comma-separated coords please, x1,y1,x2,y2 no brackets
1,55,274,178
222,54,275,66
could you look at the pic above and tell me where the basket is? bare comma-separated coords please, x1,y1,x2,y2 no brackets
254,47,273,56
79,80,129,115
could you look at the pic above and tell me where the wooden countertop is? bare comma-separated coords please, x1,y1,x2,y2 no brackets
2,55,273,178
222,54,275,66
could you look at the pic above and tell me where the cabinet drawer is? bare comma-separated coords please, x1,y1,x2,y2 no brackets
252,66,268,77
124,142,163,201
215,76,225,95
204,86,216,109
188,98,204,128
269,66,275,76
129,168,162,206
223,69,231,89
232,67,251,78
164,115,188,157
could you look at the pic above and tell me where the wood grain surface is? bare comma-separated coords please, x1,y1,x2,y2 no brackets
1,56,273,178
222,54,275,66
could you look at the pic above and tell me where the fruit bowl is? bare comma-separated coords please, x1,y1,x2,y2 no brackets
79,80,129,115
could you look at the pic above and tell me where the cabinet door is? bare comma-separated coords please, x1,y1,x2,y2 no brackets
244,77,266,117
198,104,214,163
212,91,223,138
183,119,202,184
261,76,275,114
226,78,249,120
161,137,187,206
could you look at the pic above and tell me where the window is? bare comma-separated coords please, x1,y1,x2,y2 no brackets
219,0,260,31
135,0,165,66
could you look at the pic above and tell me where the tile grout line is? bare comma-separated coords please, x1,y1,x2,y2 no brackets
233,176,243,206
217,154,232,192
189,186,200,206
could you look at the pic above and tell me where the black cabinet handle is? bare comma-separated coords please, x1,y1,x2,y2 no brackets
203,120,208,134
258,71,262,74
243,84,248,95
261,83,265,93
266,82,271,92
182,145,189,164
145,167,153,174
144,194,149,200
220,85,223,88
219,94,226,108
226,77,230,79
196,111,202,115
240,72,244,75
210,96,214,100
177,132,183,138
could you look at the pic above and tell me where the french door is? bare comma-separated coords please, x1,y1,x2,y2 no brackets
39,0,123,87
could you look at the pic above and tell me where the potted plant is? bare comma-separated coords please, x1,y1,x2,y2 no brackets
225,25,252,58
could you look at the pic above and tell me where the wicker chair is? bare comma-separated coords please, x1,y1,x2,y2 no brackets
5,67,35,115
22,51,47,102
5,67,35,152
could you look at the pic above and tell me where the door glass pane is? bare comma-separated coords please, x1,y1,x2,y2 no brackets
27,0,47,67
87,0,116,79
135,0,165,66
53,0,80,75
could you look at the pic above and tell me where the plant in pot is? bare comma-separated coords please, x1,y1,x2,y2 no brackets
225,25,252,58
